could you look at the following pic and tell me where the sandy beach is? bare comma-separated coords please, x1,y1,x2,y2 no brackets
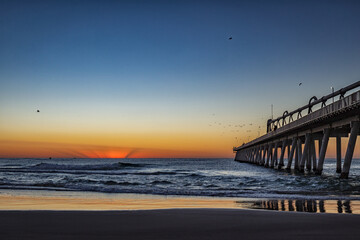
0,209,360,240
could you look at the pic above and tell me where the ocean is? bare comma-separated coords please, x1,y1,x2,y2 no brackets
1,157,360,200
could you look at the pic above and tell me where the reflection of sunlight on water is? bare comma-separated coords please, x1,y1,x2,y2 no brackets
236,199,360,214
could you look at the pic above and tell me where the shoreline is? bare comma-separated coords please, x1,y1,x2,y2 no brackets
1,209,360,240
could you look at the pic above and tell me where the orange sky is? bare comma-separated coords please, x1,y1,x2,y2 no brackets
0,106,359,159
0,133,237,158
1,131,359,159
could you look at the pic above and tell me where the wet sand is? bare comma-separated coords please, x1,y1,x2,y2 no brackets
1,209,360,240
2,190,360,214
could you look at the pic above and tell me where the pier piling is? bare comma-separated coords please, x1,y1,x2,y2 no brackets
300,134,310,172
336,136,342,173
278,140,286,169
286,138,297,170
316,129,330,174
340,121,360,178
311,139,317,171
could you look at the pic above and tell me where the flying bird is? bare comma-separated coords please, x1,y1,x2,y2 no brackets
37,110,40,113
228,37,232,40
299,83,302,86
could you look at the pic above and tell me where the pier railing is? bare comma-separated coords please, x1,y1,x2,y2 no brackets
267,81,360,132
234,87,360,151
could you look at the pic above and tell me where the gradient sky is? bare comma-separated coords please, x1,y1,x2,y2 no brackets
1,0,360,158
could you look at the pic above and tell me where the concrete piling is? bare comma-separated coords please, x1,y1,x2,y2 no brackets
316,128,330,174
271,142,279,168
311,139,317,171
286,138,297,170
336,136,342,173
340,121,360,178
300,134,310,172
287,143,291,163
294,138,301,170
261,146,266,166
265,144,271,167
306,135,313,171
278,140,286,169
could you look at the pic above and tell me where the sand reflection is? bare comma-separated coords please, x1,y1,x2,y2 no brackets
237,199,360,214
1,190,360,214
0,191,239,210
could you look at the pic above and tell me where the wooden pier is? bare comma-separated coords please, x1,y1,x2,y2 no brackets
234,81,360,178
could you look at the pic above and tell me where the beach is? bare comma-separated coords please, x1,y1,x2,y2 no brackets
2,157,360,239
1,209,360,240
2,158,360,239
1,190,360,239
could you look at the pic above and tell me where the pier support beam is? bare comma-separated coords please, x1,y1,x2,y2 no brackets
316,128,330,175
295,138,302,170
269,144,274,168
271,142,279,168
257,147,262,165
251,148,255,163
261,146,266,166
253,148,257,163
235,151,239,161
300,133,311,172
255,147,259,164
336,136,342,173
306,135,312,171
278,140,286,169
340,121,360,179
286,138,297,170
311,139,317,171
287,143,290,163
255,148,258,163
265,144,271,167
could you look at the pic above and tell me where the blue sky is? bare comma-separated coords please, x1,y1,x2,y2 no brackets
0,0,359,157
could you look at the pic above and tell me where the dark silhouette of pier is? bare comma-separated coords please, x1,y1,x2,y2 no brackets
234,81,360,178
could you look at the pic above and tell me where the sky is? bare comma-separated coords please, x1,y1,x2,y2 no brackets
0,0,360,158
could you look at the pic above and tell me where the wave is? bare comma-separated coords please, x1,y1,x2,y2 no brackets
102,180,141,186
0,164,23,167
133,171,178,176
29,162,144,171
151,180,172,185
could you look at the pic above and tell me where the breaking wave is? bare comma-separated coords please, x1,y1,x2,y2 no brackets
29,162,144,171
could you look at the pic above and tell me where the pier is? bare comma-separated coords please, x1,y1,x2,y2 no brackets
234,81,360,178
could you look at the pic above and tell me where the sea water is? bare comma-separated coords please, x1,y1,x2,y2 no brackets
0,158,360,200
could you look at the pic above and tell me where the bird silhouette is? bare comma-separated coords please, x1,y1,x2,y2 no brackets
299,83,302,86
228,37,232,40
37,110,40,113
